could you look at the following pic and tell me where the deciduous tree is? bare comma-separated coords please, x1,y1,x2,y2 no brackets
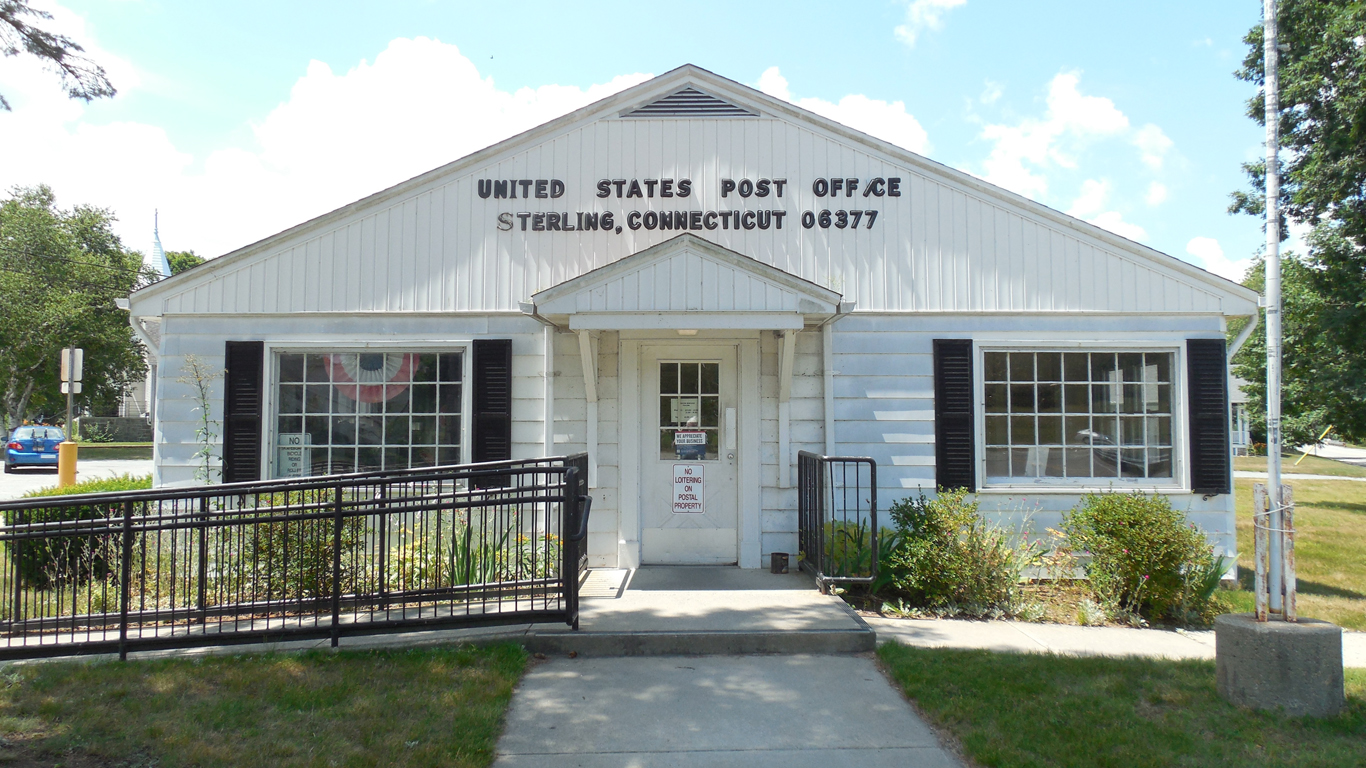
0,185,146,432
1231,0,1366,444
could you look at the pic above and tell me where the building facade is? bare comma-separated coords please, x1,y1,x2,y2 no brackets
126,66,1258,569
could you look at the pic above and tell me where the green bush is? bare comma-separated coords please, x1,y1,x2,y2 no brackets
6,474,152,588
879,488,1038,617
1062,492,1222,624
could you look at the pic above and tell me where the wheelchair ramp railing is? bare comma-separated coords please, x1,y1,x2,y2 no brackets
0,454,591,660
796,451,877,593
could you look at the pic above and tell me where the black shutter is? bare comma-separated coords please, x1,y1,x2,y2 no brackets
934,339,976,491
1187,338,1231,495
222,341,264,483
472,339,513,486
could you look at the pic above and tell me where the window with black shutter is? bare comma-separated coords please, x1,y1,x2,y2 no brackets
934,339,976,491
223,341,264,483
471,339,513,486
1187,338,1231,495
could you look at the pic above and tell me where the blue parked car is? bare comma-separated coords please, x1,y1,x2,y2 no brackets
4,426,65,473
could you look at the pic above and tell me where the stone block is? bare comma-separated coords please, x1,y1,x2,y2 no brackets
1215,612,1344,717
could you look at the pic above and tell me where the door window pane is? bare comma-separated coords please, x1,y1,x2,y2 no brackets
659,361,720,461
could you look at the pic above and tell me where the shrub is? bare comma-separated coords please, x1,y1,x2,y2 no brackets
879,488,1038,617
7,474,153,588
219,488,368,601
1062,492,1221,624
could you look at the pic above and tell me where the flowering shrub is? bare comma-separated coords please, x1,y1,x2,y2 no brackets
1062,492,1222,624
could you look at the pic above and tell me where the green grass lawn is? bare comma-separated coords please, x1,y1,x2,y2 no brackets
73,443,153,460
0,644,526,767
1218,477,1366,630
879,644,1366,768
1233,454,1366,478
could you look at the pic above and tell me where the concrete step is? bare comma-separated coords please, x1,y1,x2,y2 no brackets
523,626,876,657
521,566,876,657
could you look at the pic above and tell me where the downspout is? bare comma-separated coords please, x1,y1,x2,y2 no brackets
818,301,855,456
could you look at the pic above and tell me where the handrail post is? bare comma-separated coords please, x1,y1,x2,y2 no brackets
10,508,23,627
197,495,209,625
330,482,343,648
564,466,578,630
377,482,388,610
119,500,133,661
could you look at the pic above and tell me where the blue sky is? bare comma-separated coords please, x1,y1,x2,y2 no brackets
0,0,1268,280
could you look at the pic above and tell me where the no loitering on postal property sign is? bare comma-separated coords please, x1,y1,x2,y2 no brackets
673,463,704,513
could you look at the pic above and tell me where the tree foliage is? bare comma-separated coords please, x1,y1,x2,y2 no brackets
165,249,204,275
1231,1,1366,444
0,0,115,112
0,185,148,432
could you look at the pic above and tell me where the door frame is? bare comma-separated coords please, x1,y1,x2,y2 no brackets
619,331,762,569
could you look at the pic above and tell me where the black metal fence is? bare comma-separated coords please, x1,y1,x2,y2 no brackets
0,454,590,660
796,451,877,593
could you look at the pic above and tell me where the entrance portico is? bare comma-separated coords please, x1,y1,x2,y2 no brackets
525,234,844,569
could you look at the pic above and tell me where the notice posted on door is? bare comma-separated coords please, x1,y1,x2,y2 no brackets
672,463,704,513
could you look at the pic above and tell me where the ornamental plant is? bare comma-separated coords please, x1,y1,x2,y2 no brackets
879,488,1038,618
1062,492,1223,625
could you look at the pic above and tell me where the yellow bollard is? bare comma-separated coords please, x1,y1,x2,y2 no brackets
57,441,77,487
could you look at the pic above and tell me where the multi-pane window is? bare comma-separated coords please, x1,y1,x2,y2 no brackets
983,351,1174,482
274,352,463,477
658,362,720,461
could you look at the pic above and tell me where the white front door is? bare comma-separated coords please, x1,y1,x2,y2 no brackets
640,345,739,564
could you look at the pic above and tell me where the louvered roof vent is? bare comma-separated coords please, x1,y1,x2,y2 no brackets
622,86,758,118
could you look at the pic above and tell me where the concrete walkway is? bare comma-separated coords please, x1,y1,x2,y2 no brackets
867,616,1366,667
494,654,962,768
1234,470,1366,483
0,459,153,501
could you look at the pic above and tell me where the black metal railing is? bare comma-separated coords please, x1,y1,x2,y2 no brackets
0,454,590,660
797,451,877,593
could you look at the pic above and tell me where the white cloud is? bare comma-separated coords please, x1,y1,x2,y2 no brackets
979,80,1003,105
0,36,650,257
755,66,929,154
978,72,1129,199
1145,181,1168,206
756,66,790,101
895,0,967,47
1186,236,1252,282
1133,124,1174,170
1067,179,1147,241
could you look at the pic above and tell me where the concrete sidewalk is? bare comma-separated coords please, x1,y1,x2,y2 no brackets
867,616,1366,668
1234,470,1366,483
494,655,962,768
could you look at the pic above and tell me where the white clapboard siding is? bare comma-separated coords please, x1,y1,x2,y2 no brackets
148,315,547,487
827,314,1235,524
132,71,1255,321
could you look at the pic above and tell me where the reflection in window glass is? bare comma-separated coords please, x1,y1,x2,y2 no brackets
274,351,462,477
983,350,1174,482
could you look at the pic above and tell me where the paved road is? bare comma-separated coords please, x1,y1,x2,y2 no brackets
494,655,962,767
0,459,153,501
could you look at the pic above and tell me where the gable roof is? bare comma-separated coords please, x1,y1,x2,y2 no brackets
531,233,842,329
129,64,1259,318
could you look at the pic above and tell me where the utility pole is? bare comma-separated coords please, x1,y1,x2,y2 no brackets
58,347,83,488
1260,0,1294,621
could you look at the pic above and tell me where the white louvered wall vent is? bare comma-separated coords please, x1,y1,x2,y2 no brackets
621,86,758,118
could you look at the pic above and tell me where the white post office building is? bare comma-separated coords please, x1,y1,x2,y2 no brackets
127,66,1256,570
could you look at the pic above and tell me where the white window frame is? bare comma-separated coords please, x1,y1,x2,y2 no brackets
261,341,472,479
974,341,1186,493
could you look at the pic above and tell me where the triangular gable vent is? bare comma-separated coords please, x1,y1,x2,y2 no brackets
622,86,758,118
